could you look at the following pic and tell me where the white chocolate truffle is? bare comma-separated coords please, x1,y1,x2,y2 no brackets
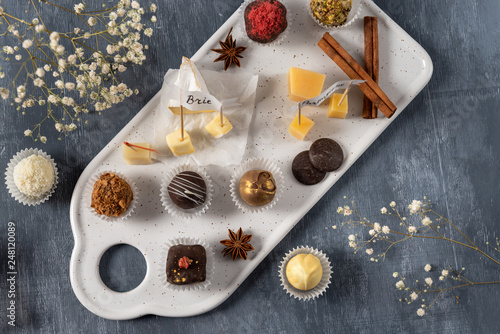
286,254,323,290
13,154,55,198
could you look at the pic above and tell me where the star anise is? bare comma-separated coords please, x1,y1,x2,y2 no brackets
211,27,247,71
220,228,254,260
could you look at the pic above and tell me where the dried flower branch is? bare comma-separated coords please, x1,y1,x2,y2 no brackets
0,0,157,142
333,197,500,316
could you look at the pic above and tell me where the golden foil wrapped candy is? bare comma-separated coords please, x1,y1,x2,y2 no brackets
238,170,277,206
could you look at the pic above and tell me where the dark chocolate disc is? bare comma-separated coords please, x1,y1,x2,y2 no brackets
168,171,207,210
309,138,343,172
292,151,326,185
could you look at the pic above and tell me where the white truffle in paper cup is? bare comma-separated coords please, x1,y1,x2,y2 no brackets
279,246,332,301
159,237,215,292
308,0,362,30
85,170,137,221
5,148,58,206
160,164,213,219
230,157,284,213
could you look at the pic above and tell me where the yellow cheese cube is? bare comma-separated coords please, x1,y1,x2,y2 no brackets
166,129,195,156
328,93,348,118
205,112,233,138
122,142,153,165
288,67,326,102
288,114,314,141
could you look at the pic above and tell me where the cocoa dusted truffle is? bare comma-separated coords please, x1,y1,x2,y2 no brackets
167,171,207,210
166,244,206,285
91,173,133,217
244,0,288,43
239,170,276,206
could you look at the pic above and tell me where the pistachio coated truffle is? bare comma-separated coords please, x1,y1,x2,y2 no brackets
286,254,323,290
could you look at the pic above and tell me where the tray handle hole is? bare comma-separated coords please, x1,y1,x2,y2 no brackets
99,244,147,292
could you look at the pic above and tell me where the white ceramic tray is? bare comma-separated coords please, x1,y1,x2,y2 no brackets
70,0,432,319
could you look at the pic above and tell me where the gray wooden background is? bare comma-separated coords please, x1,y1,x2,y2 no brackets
1,0,500,333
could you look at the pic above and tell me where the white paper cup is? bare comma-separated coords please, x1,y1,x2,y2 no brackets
230,157,284,213
238,0,291,47
279,246,332,301
85,170,137,221
160,164,213,219
159,237,215,292
307,0,362,30
5,148,59,206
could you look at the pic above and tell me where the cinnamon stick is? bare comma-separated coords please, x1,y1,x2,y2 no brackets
318,32,396,118
363,16,379,119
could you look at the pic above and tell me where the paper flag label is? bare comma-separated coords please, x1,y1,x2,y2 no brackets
289,79,365,112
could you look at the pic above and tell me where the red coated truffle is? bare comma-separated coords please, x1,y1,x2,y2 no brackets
244,0,288,43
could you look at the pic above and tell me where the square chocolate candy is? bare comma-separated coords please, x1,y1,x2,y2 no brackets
166,244,206,285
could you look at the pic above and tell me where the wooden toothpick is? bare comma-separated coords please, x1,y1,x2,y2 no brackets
179,88,184,141
338,79,354,106
298,103,302,126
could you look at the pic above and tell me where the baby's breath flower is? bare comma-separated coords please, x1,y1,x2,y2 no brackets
24,129,32,136
144,27,153,37
421,216,432,226
33,78,44,87
393,272,399,278
381,207,387,214
3,46,14,54
22,39,33,49
382,225,390,234
55,80,64,89
55,123,63,132
410,292,418,301
425,277,433,286
337,206,344,214
408,225,416,233
374,223,381,232
442,269,449,277
151,16,157,23
65,82,75,90
88,17,97,26
366,248,373,255
390,201,396,208
396,280,405,290
348,241,356,248
409,200,422,214
74,3,85,13
15,54,22,61
40,136,47,143
439,276,445,281
131,1,140,9
50,32,60,42
150,4,157,12
369,229,375,236
332,225,337,230
35,24,44,33
348,234,356,241
424,264,432,272
343,206,352,216
35,68,45,77
0,88,9,99
417,308,425,316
